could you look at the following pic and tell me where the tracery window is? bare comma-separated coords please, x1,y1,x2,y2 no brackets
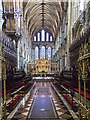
50,36,52,41
38,33,40,41
42,30,45,41
41,46,45,59
35,46,38,60
80,0,84,13
34,36,36,41
33,30,53,60
34,30,53,42
46,33,49,41
48,46,51,60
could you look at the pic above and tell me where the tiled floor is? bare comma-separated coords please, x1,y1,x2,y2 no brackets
10,82,76,120
50,86,74,120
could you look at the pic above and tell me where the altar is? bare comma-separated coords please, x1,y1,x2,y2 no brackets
28,58,59,74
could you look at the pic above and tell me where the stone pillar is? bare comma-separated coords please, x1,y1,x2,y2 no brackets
51,47,52,61
16,40,20,70
32,48,35,62
59,59,60,72
51,46,55,62
57,60,59,72
45,46,46,59
45,46,48,59
0,0,3,84
51,47,53,62
67,0,72,71
0,36,2,120
31,48,34,62
60,58,62,72
39,46,41,59
38,47,40,59
0,1,6,117
65,53,67,69
19,40,22,70
63,56,65,70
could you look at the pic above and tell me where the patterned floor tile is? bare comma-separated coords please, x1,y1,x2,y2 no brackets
60,103,65,105
62,106,68,110
9,82,78,120
53,98,59,100
57,109,68,113
29,98,33,101
56,105,65,108
27,103,31,106
54,101,62,104
24,105,30,108
51,87,75,120
18,109,28,113
57,111,63,116
56,107,61,110
25,102,30,106
22,112,28,116
55,104,59,107
53,99,57,101
25,101,29,104
65,111,71,115
14,114,26,119
28,101,32,104
25,107,30,111
60,114,72,119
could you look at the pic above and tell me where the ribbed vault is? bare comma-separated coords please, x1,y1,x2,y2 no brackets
24,0,68,41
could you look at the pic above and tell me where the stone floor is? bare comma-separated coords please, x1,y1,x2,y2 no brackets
10,82,75,120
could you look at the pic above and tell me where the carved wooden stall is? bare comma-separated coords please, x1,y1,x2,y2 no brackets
78,39,90,119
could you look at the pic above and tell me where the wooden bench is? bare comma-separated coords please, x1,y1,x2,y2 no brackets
63,94,77,107
0,89,13,97
7,95,23,110
74,88,90,100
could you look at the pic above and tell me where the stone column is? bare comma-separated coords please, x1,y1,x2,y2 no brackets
59,59,60,72
45,46,48,59
39,46,41,59
34,48,35,62
52,46,55,62
0,35,2,120
60,58,62,72
65,53,67,69
38,47,39,59
32,48,35,62
0,1,6,117
16,40,20,70
63,56,65,70
51,47,52,61
31,48,33,62
0,0,3,84
51,47,53,62
67,0,72,71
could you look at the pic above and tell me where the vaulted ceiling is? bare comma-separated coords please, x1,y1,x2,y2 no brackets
24,0,68,41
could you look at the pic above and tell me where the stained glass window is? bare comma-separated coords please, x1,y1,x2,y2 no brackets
50,36,52,41
34,30,53,42
33,30,53,60
42,30,45,41
35,46,38,60
80,0,84,12
41,46,45,59
38,33,40,41
34,36,36,41
48,46,51,60
46,33,49,41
